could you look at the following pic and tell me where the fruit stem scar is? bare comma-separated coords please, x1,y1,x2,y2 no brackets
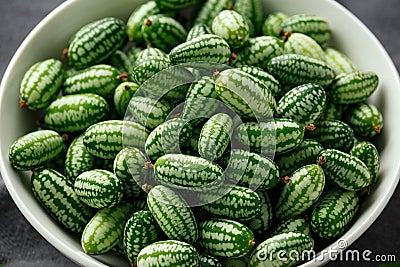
61,133,69,142
229,52,237,66
145,19,152,27
282,31,292,42
212,70,220,80
118,72,129,80
171,113,181,119
19,99,28,108
249,239,256,246
143,161,154,169
372,125,381,134
142,183,153,192
304,124,316,131
318,156,327,166
124,85,131,90
62,48,68,59
280,176,291,184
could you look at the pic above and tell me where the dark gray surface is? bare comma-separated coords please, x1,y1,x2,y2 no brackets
0,0,399,266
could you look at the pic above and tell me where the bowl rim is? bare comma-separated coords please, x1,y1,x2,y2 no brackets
1,0,400,266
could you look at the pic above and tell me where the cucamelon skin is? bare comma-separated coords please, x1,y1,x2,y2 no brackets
275,164,325,220
123,210,162,265
126,1,160,43
9,130,64,171
284,32,326,61
234,0,263,35
186,23,212,41
19,58,64,110
248,232,314,267
271,217,311,236
147,185,198,243
212,10,250,49
350,141,380,188
113,82,140,117
63,64,122,99
262,12,288,37
137,240,199,267
198,218,255,258
198,113,233,161
344,102,383,138
311,187,359,239
248,189,273,235
83,120,149,159
44,93,109,133
136,46,167,62
318,149,371,191
81,202,133,254
68,17,126,69
113,146,148,198
108,50,133,79
133,56,171,86
31,168,94,233
267,54,335,88
324,47,357,75
199,253,222,267
74,169,123,209
142,14,187,52
169,34,231,65
193,0,232,27
154,0,197,10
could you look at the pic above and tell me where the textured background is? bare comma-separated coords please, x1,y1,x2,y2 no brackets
0,0,399,266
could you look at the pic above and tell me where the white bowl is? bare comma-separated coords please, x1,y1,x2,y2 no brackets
1,0,399,266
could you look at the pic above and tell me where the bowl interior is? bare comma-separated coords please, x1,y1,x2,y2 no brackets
0,0,399,266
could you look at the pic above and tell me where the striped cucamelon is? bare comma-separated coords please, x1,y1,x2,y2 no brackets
153,154,224,191
64,134,96,181
44,93,109,133
186,24,211,41
267,54,335,87
248,232,314,267
271,217,311,236
214,68,276,120
154,0,197,10
198,218,255,258
198,113,233,161
199,253,222,267
311,187,359,238
284,32,326,61
262,12,288,37
328,71,379,104
81,202,133,254
234,0,263,35
9,130,64,171
83,120,149,159
113,146,148,198
126,96,172,130
306,120,355,152
19,58,64,110
68,17,126,69
350,141,380,188
145,118,192,162
318,149,371,191
212,10,250,49
74,169,123,209
344,102,383,138
324,47,357,75
109,50,133,79
280,14,331,44
142,14,187,52
234,118,304,155
222,149,280,190
133,56,171,85
193,0,231,27
136,46,168,62
320,100,343,121
275,164,325,220
31,168,94,233
233,36,284,69
123,210,162,265
199,185,262,221
169,34,231,65
276,83,326,126
147,185,198,243
275,139,324,177
126,1,160,43
63,64,123,99
113,82,140,117
248,189,273,235
137,240,199,267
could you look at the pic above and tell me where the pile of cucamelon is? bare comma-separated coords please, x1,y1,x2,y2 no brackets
8,0,384,265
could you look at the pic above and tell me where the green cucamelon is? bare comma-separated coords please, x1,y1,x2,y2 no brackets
31,168,94,233
248,189,273,235
198,218,255,258
83,120,149,159
276,83,326,126
350,141,380,188
324,47,357,75
234,0,263,35
275,164,325,220
108,50,133,78
136,46,167,62
267,54,335,87
133,56,171,85
154,0,197,10
320,100,343,121
9,130,65,171
271,217,311,236
137,240,199,267
44,93,109,133
19,58,64,110
113,146,148,198
126,1,160,43
214,68,276,120
318,149,371,191
145,118,192,162
284,32,325,61
186,23,212,41
147,185,198,243
249,232,314,267
344,102,383,138
123,210,162,265
262,12,288,37
63,64,123,99
142,14,187,52
311,187,359,238
81,202,133,254
74,169,123,209
212,10,250,49
154,154,224,191
113,82,140,117
199,253,222,267
193,0,231,27
68,17,126,69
